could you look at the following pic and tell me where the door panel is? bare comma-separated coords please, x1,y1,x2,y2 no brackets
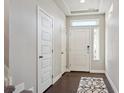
38,8,53,93
69,28,91,71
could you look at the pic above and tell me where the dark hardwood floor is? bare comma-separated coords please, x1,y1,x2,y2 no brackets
44,72,114,93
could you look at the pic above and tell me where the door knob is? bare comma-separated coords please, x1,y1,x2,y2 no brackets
87,45,90,48
61,52,64,54
87,45,90,54
39,56,43,58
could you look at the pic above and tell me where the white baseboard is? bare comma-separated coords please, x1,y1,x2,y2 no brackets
53,73,62,84
105,72,119,93
28,87,34,92
13,82,25,93
66,69,105,73
90,70,105,73
66,69,70,72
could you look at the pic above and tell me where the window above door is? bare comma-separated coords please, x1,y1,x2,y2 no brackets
71,19,99,27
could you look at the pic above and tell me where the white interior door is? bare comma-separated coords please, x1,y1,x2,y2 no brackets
38,8,53,93
61,25,66,74
69,28,91,71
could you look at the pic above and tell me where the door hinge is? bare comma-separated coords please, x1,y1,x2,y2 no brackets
52,49,53,53
52,75,53,78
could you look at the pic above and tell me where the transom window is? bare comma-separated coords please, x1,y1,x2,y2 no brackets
71,19,99,27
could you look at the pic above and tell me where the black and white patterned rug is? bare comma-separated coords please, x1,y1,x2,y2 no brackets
77,77,109,93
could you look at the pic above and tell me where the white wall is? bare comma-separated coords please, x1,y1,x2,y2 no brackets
66,14,105,71
9,0,37,92
9,0,65,93
105,0,119,92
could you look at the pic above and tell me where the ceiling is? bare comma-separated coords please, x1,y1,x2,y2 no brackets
64,0,100,11
54,0,111,16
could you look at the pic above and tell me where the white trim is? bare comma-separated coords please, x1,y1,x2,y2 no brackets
53,73,62,84
105,72,119,93
61,72,65,75
13,83,25,93
89,27,93,73
61,70,67,75
66,69,70,72
28,87,34,93
90,70,105,73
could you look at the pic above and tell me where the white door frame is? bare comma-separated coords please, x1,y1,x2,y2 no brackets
61,24,67,74
69,26,93,72
37,6,54,93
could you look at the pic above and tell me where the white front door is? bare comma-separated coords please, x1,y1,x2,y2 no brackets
69,28,91,71
38,8,53,93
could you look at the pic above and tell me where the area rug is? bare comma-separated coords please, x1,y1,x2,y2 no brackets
77,77,109,93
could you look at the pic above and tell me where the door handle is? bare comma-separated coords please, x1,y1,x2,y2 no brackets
87,45,90,54
87,45,90,49
39,56,43,58
61,52,64,54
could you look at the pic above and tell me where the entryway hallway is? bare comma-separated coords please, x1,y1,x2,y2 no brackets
4,0,119,93
44,72,114,93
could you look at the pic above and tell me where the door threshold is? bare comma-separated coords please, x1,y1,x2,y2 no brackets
70,71,90,73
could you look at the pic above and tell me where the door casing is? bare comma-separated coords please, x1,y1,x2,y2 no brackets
61,24,67,74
